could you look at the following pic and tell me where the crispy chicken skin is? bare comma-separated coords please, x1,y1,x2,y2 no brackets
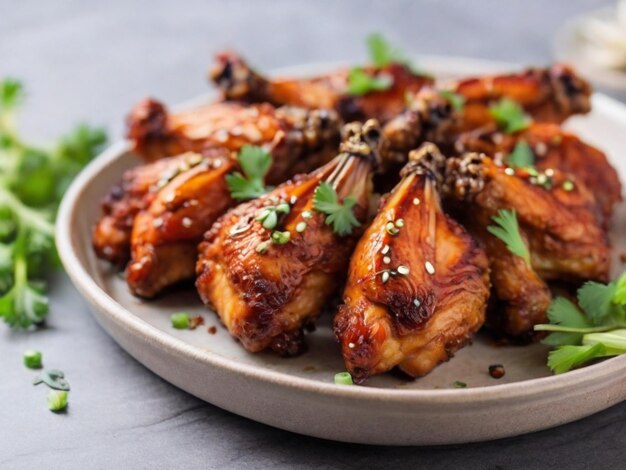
196,121,381,355
210,51,433,123
449,64,591,130
454,123,622,223
127,99,340,175
92,152,208,266
444,153,610,337
126,150,237,298
334,144,490,381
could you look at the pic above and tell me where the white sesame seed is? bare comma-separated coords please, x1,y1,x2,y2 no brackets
348,342,355,349
383,256,391,264
535,142,547,156
152,218,163,228
413,198,420,205
296,222,307,233
504,168,515,176
545,168,554,177
381,245,390,255
182,217,193,228
164,193,175,203
290,195,298,204
397,265,410,275
425,261,435,275
395,219,405,228
413,298,421,307
382,271,390,283
302,211,313,219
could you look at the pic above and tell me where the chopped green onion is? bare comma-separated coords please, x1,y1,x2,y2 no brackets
452,380,467,388
23,350,43,369
271,230,291,245
170,312,190,329
334,372,354,385
47,390,68,412
562,180,574,192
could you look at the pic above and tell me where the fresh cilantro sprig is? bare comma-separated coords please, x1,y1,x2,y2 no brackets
346,68,393,96
506,140,535,168
313,182,360,236
0,78,106,329
366,33,429,76
489,98,532,134
226,145,272,200
535,271,626,374
486,209,530,266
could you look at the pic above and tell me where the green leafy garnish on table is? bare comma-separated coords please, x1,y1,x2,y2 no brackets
226,144,272,200
486,209,530,265
506,140,535,168
23,349,43,369
0,78,107,329
313,182,360,236
47,390,68,412
346,68,393,96
535,271,626,374
366,33,429,76
489,98,532,134
33,368,70,391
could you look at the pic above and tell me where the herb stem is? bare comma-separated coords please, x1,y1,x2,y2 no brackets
534,323,626,334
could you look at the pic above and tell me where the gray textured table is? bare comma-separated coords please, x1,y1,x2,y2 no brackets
1,1,625,468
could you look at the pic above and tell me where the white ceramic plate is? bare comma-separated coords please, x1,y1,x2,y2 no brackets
56,57,626,446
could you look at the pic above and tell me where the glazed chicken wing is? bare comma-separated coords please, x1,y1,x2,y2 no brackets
210,51,433,123
443,152,610,337
195,121,381,355
334,144,490,381
454,122,622,223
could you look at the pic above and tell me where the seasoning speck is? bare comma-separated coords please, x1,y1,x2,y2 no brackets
208,326,217,335
424,261,435,275
489,364,506,379
189,315,205,330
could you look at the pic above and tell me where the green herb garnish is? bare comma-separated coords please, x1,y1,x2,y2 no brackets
535,271,626,373
489,98,532,134
0,78,106,329
23,349,42,369
440,90,466,112
366,33,429,76
334,371,354,385
33,369,70,391
270,230,291,245
346,68,393,96
170,312,190,329
506,140,535,168
226,145,272,200
486,209,530,266
313,182,360,236
47,390,68,412
452,381,467,388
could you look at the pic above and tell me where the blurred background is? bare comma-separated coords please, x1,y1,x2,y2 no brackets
2,0,624,141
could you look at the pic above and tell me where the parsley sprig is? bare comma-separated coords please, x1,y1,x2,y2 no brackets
486,209,530,266
0,78,106,329
506,140,535,168
534,271,626,374
346,69,393,96
226,145,272,200
313,182,360,236
489,98,532,134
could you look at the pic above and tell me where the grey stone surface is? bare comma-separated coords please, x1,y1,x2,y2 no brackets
0,0,625,468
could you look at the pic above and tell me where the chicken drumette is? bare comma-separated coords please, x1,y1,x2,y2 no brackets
335,144,490,381
210,51,433,123
195,120,382,355
442,152,611,337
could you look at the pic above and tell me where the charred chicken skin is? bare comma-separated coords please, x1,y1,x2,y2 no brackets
443,152,610,337
335,144,490,381
195,121,381,355
210,51,433,123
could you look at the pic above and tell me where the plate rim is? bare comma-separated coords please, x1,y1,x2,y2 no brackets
56,56,626,405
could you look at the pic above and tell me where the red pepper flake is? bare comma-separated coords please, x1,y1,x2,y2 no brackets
207,326,217,335
488,364,506,379
189,315,205,330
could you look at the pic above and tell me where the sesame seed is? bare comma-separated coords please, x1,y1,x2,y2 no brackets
296,222,307,233
302,210,313,219
562,180,574,192
290,196,298,204
413,198,420,205
381,271,390,283
385,222,399,236
348,342,355,349
182,217,193,228
504,168,515,176
395,219,405,228
425,261,435,275
413,298,421,307
537,174,547,185
152,218,163,228
535,142,547,156
397,265,410,275
164,193,175,203
381,245,390,255
545,168,554,177
383,256,391,264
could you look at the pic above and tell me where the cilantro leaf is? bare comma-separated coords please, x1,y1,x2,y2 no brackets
226,145,272,200
486,209,530,265
440,90,465,112
313,182,361,236
346,68,393,96
578,281,619,326
489,98,532,134
547,342,606,374
0,78,25,110
367,33,405,68
613,271,626,305
542,297,591,346
506,140,535,168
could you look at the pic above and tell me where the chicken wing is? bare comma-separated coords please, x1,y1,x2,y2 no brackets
443,152,610,337
195,120,381,355
454,122,622,224
334,144,490,381
210,51,433,123
127,99,339,175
